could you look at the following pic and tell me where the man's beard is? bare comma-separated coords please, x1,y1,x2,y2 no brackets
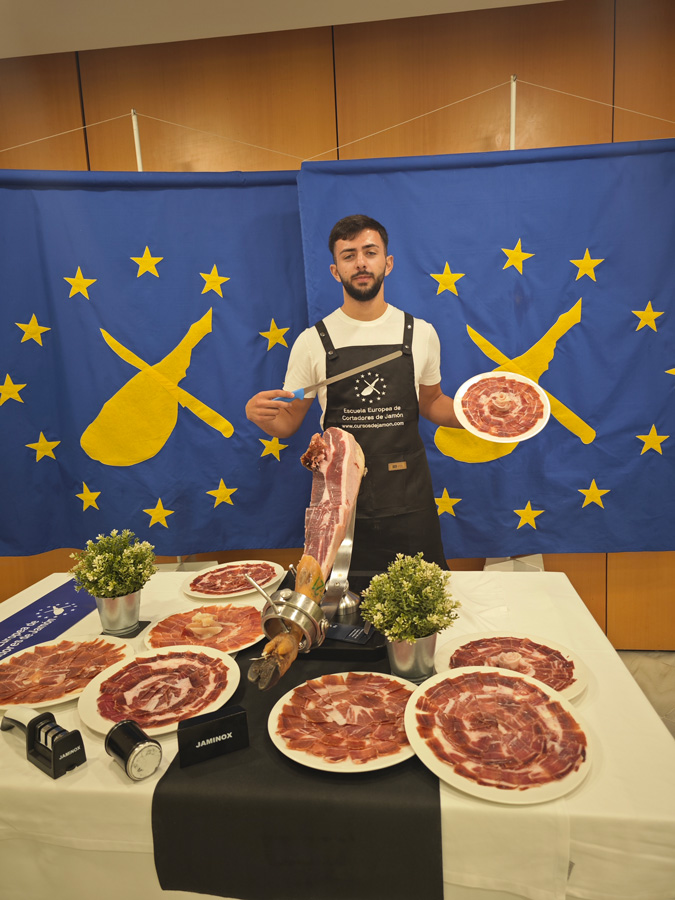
342,270,385,302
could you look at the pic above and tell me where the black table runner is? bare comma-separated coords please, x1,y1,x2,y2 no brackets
152,646,444,900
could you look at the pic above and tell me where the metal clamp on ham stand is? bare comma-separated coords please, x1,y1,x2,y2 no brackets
246,506,360,654
247,504,381,689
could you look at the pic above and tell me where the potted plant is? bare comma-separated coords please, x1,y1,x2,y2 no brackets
360,553,460,682
69,529,157,636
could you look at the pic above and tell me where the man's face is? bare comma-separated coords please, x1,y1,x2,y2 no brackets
330,229,393,302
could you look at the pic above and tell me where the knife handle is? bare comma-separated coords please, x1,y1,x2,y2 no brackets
275,389,305,402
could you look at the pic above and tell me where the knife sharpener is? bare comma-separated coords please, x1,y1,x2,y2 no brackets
1,706,87,778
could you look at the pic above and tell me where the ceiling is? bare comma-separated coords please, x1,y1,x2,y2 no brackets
0,0,561,60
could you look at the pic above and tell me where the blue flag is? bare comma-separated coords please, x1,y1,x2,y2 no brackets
297,140,675,556
0,170,315,556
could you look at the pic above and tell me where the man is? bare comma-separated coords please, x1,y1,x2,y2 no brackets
245,214,462,579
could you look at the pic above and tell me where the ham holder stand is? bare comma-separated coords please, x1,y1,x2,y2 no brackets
246,506,386,661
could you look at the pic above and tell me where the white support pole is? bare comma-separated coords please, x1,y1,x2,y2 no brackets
131,108,143,172
509,75,517,150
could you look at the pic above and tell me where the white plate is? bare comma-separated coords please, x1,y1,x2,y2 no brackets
434,630,589,701
0,635,134,710
77,644,240,736
144,602,265,654
453,371,551,443
405,667,591,805
268,672,416,773
182,560,285,600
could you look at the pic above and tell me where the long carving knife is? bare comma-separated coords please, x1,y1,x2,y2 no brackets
278,350,403,401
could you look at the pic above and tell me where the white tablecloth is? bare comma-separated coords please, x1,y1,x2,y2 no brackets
0,571,674,900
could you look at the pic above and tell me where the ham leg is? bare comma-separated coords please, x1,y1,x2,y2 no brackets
249,428,365,689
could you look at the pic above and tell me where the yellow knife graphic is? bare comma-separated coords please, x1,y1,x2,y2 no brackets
100,328,234,439
466,306,595,445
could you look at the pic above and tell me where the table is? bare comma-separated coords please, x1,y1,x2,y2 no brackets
1,571,674,900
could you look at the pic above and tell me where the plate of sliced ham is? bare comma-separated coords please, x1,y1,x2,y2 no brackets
434,631,589,701
454,371,550,442
144,603,265,654
269,671,416,772
0,635,133,710
78,645,240,735
405,667,591,804
183,560,285,600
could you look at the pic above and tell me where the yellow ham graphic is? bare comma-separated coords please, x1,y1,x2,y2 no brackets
81,308,233,467
436,299,594,463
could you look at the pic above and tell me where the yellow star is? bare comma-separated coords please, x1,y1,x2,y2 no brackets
435,488,461,516
26,432,60,461
131,246,163,277
632,301,664,332
16,314,50,345
76,482,101,510
636,424,669,455
207,479,238,507
514,501,544,530
259,436,288,460
259,319,290,350
570,248,604,282
0,374,27,406
64,266,97,298
143,498,175,527
667,367,675,375
200,264,230,296
578,479,610,508
502,238,534,274
430,262,465,296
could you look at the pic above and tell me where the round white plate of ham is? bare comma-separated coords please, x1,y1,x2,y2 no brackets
182,560,285,600
78,645,240,736
454,371,550,443
434,631,589,701
405,667,591,804
269,671,416,773
144,603,265,654
0,635,133,710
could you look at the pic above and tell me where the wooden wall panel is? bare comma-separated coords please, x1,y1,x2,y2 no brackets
0,549,77,603
542,553,606,631
0,54,88,170
77,29,338,173
609,0,675,647
607,552,675,649
332,0,615,160
614,0,675,142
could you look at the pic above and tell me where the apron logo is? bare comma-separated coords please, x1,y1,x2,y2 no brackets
353,371,389,404
388,461,407,471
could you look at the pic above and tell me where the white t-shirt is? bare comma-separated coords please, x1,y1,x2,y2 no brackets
284,304,442,420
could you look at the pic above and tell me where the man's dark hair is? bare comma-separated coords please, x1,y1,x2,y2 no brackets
328,215,389,259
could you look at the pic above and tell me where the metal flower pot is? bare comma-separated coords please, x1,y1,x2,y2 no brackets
94,590,141,636
386,632,437,683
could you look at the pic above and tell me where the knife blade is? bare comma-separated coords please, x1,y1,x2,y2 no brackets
466,326,596,445
278,350,403,401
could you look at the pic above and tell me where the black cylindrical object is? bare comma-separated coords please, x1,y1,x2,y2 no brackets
105,719,162,781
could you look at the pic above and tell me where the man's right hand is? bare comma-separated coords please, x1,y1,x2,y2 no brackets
245,390,314,437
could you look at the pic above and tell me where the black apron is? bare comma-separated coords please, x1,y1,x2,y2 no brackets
315,312,448,581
